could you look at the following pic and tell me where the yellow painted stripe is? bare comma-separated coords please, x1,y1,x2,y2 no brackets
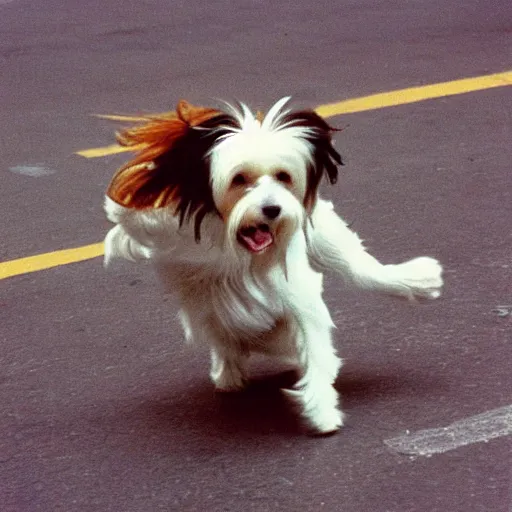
77,70,512,159
94,114,150,122
0,243,104,281
77,113,173,155
76,144,144,158
314,70,512,117
2,70,510,281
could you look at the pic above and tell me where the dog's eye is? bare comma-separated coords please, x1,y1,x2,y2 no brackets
275,171,292,184
231,173,247,187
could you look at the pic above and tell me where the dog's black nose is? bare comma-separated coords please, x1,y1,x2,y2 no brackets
262,205,281,220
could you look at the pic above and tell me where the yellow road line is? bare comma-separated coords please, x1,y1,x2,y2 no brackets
77,113,172,156
315,69,512,117
94,114,150,122
77,144,132,158
77,70,512,159
76,144,143,158
2,70,511,281
0,243,104,280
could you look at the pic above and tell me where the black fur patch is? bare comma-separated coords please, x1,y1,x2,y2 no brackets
152,114,238,240
280,110,343,208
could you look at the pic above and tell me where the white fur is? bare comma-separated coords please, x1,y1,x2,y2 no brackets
104,99,443,435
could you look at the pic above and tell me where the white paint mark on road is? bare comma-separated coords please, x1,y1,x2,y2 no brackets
385,404,512,456
492,305,512,317
9,165,56,177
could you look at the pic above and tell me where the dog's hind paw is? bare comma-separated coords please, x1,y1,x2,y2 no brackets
211,364,247,393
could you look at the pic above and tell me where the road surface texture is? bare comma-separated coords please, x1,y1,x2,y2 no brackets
1,0,511,511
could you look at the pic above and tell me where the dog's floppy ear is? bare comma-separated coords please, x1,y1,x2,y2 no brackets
106,100,236,240
281,109,343,209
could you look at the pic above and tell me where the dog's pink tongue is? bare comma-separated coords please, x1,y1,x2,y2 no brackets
239,226,273,253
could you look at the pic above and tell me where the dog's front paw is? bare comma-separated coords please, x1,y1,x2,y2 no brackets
387,256,443,300
283,381,344,435
306,405,345,436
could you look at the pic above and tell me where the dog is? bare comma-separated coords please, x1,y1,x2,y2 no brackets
104,97,443,434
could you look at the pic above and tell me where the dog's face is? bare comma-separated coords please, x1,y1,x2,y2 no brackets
210,124,312,255
106,98,342,251
218,171,304,255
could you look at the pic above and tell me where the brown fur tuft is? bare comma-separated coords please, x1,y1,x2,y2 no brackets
106,100,238,240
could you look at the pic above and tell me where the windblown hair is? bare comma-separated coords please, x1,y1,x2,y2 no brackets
106,98,342,239
106,100,240,239
280,110,343,208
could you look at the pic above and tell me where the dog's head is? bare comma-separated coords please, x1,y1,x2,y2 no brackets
106,97,342,255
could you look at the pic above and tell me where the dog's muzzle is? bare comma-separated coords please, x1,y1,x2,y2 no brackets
237,223,274,253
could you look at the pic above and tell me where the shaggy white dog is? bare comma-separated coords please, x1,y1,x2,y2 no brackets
104,98,443,434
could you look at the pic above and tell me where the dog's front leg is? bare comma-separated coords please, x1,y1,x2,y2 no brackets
308,200,443,300
283,311,344,435
280,231,344,434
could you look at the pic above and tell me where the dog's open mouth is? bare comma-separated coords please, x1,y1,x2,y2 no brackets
237,224,274,253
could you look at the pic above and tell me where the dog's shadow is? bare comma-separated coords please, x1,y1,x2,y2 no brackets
120,366,446,441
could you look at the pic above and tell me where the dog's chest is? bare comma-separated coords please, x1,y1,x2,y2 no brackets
171,264,287,338
218,277,285,336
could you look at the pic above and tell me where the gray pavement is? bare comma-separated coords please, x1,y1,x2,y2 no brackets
1,0,511,511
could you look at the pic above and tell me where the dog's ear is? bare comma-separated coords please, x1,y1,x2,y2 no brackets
281,110,343,209
106,100,237,240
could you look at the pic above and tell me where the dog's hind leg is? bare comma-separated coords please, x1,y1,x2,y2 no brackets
178,308,248,391
209,345,248,392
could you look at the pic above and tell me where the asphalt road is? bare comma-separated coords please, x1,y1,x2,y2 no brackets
1,0,511,511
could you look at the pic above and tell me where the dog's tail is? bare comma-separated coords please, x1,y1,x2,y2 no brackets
104,224,151,266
